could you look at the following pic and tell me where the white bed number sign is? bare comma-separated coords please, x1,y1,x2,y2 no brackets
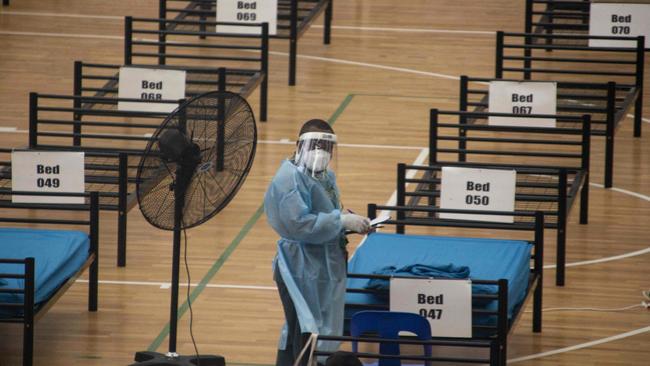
488,81,557,127
390,278,472,338
440,167,516,223
589,3,650,48
118,67,186,113
11,151,85,204
216,0,278,35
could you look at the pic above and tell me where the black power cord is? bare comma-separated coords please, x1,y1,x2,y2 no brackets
183,228,201,365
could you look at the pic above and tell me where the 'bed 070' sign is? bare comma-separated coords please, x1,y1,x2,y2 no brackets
439,166,516,223
216,0,278,35
488,81,557,128
589,3,650,48
118,67,186,113
11,151,85,204
390,278,472,338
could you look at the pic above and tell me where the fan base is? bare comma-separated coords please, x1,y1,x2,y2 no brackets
131,351,225,366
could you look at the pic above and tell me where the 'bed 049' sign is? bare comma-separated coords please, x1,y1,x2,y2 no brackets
440,166,516,223
11,151,85,204
216,0,278,35
488,81,557,127
390,278,472,338
118,67,186,113
589,3,650,48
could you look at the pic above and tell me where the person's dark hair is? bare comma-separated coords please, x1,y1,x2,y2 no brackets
325,352,362,366
299,119,334,136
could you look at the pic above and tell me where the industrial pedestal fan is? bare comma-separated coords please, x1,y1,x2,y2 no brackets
131,91,257,366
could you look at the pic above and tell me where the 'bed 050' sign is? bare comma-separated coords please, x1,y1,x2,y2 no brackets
440,166,516,223
390,278,472,338
216,0,278,35
118,67,186,113
488,81,557,127
11,151,85,204
589,3,650,48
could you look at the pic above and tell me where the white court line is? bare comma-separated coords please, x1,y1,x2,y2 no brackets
0,30,123,40
544,247,650,269
75,279,277,291
507,326,650,363
591,182,650,202
1,11,123,20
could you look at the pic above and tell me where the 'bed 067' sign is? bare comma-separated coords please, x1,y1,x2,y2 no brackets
488,81,557,127
390,278,472,338
440,166,516,223
589,3,650,48
11,151,85,204
216,0,278,35
118,67,186,113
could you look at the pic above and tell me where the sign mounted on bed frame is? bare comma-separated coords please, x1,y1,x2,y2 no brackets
488,81,557,128
117,67,186,113
439,166,516,223
589,2,650,48
216,0,278,35
390,277,472,338
11,150,85,204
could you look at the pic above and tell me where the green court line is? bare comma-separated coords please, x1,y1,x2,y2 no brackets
351,93,435,99
146,93,354,353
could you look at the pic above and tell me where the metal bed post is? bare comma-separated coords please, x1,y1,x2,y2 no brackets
199,0,208,39
489,341,500,366
458,76,468,162
289,0,299,86
524,0,533,34
218,67,227,93
545,1,554,49
324,0,333,45
117,153,128,267
124,16,133,65
158,3,168,65
28,92,38,148
580,114,591,225
533,211,544,332
2,0,8,6
495,32,504,78
261,22,269,122
429,109,438,166
497,279,508,366
523,1,533,79
396,164,406,234
23,258,35,366
633,36,645,138
367,203,377,221
582,0,589,25
89,191,99,312
604,81,616,188
73,61,83,147
557,169,567,287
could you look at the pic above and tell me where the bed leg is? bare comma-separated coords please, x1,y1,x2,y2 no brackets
579,174,589,225
634,90,643,138
261,23,269,122
2,0,9,6
556,227,565,287
24,258,35,366
89,192,99,311
117,153,128,267
289,0,298,86
634,36,644,138
324,0,333,45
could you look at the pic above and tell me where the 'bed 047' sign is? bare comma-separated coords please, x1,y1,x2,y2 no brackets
440,166,516,223
589,3,650,48
118,67,186,113
488,81,557,127
11,151,85,204
216,0,278,35
390,278,472,338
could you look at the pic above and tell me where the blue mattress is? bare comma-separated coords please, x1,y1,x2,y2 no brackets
347,233,532,325
0,228,90,316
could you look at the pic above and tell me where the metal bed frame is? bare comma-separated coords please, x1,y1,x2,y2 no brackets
525,0,591,40
336,206,545,366
494,31,644,188
159,0,333,85
0,191,99,366
424,109,590,286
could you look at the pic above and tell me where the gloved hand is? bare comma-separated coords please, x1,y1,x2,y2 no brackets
341,213,371,234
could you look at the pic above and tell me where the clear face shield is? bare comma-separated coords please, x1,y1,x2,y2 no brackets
294,131,338,179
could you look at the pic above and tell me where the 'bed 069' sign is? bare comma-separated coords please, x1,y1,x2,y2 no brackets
589,3,650,48
11,151,85,204
216,0,278,35
440,166,516,223
390,278,472,338
118,67,186,113
488,81,557,127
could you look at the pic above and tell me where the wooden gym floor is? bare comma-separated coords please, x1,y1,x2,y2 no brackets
0,1,649,365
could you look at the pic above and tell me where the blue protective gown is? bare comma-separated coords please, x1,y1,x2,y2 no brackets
264,159,347,364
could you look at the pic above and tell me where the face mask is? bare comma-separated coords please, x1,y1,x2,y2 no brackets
301,149,331,172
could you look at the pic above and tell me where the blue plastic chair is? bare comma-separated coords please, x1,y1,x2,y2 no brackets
350,311,432,366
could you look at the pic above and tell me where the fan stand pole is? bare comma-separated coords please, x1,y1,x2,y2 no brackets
131,168,225,366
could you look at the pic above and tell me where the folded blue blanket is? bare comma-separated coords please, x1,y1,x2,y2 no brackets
367,263,471,291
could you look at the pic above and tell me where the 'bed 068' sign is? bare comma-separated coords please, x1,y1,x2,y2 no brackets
488,81,557,127
118,67,186,113
216,0,278,35
390,278,472,338
589,3,650,48
11,151,85,204
440,166,516,223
